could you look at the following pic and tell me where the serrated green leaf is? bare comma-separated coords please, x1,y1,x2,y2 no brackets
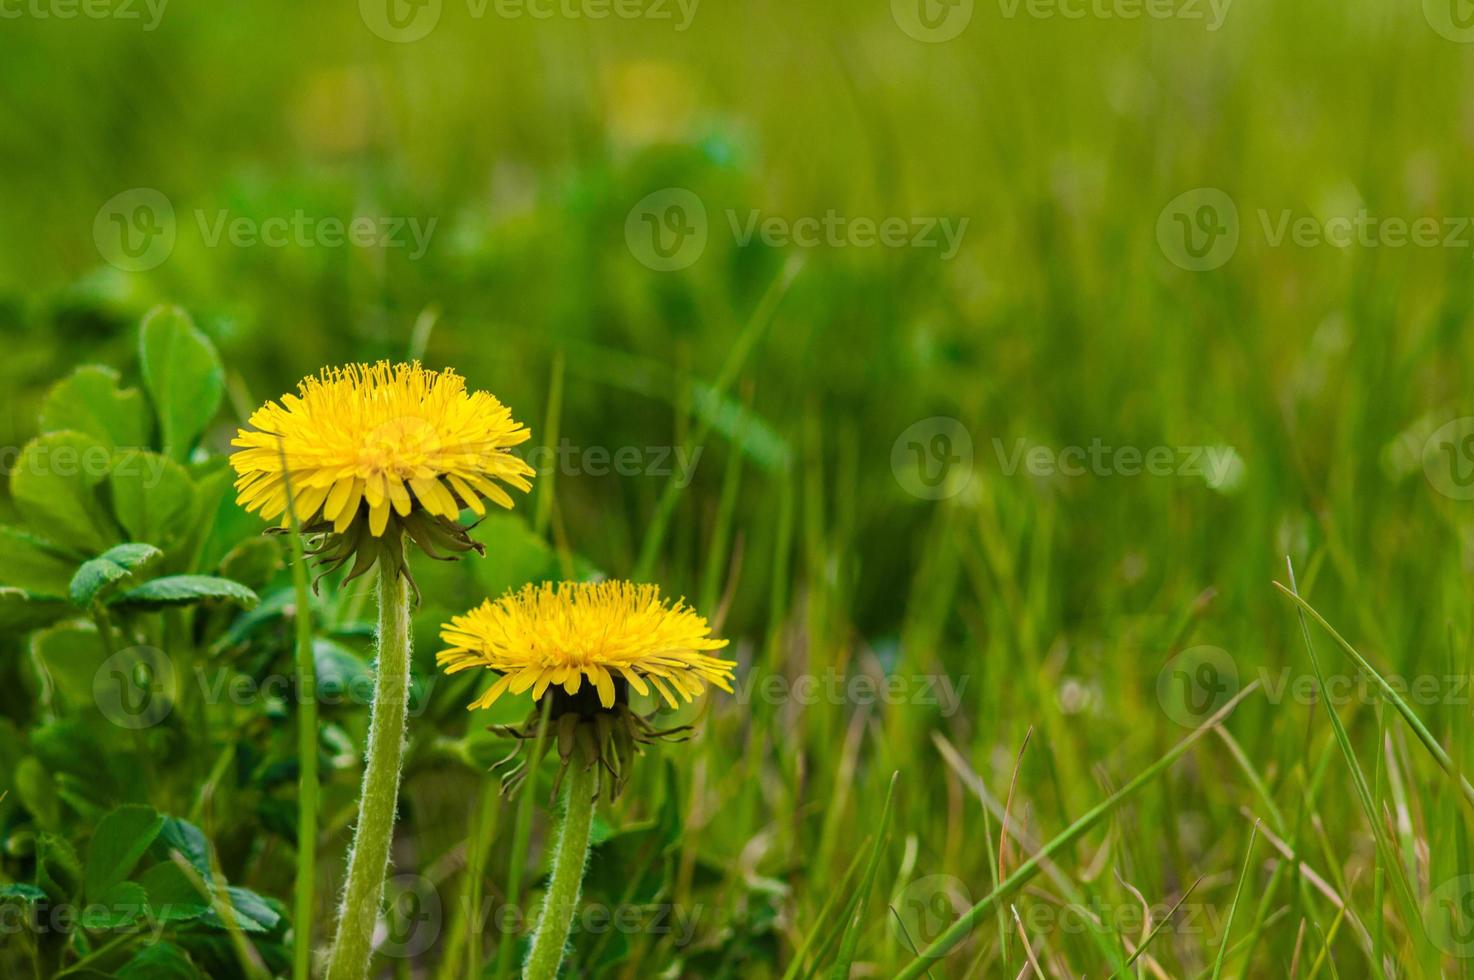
31,622,106,711
135,861,210,923
40,365,151,452
117,941,203,980
110,451,195,550
217,536,283,591
86,805,164,901
109,574,258,610
82,880,150,929
10,431,119,554
35,832,82,904
0,526,78,596
155,817,211,877
139,306,224,462
201,885,282,934
0,586,70,631
69,543,164,607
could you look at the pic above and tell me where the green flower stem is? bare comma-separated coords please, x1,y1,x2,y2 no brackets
326,564,413,980
524,759,597,980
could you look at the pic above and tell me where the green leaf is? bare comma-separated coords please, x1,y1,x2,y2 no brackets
10,431,119,554
70,543,164,607
110,451,195,550
109,575,259,611
0,883,46,905
117,941,204,980
40,365,151,451
13,757,60,829
0,587,70,631
135,861,210,922
86,804,165,901
201,885,282,934
35,832,82,904
139,305,224,462
31,622,106,710
0,526,79,596
469,513,559,598
183,459,251,575
313,638,372,703
154,817,211,877
217,536,283,591
81,880,150,929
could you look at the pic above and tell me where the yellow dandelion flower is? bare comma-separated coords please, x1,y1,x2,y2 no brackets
229,361,534,583
438,581,734,712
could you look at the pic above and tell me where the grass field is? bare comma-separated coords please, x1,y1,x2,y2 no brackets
4,0,1474,977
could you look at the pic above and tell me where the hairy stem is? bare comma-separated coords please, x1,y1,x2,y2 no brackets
326,565,412,980
524,759,596,980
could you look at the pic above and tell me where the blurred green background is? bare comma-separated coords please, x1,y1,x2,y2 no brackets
6,0,1474,974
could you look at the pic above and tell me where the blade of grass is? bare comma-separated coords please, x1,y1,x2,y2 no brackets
1113,875,1205,976
1211,822,1259,978
278,443,319,980
893,681,1262,980
634,254,802,580
533,351,563,539
887,906,936,980
779,840,872,980
828,772,898,980
1273,580,1474,812
931,732,1137,974
1279,560,1421,967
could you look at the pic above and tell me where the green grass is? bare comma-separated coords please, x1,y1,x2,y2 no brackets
4,0,1474,976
